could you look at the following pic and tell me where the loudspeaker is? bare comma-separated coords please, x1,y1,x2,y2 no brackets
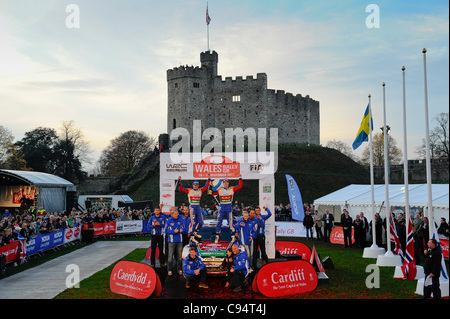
159,133,170,151
66,191,77,212
81,229,95,244
321,256,334,269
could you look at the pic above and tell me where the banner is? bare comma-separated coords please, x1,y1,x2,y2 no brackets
110,260,158,299
64,226,81,244
91,222,116,236
285,174,305,221
25,229,65,255
0,241,20,263
116,221,143,234
330,226,355,245
276,241,311,261
256,260,318,297
441,238,449,259
275,222,306,237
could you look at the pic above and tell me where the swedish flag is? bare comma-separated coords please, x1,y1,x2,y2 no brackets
352,104,373,150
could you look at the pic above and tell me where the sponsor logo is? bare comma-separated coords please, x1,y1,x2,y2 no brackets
256,260,317,297
330,226,355,245
166,163,188,172
193,155,240,178
110,261,158,299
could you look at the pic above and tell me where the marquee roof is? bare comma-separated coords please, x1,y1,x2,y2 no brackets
0,169,74,188
313,184,449,209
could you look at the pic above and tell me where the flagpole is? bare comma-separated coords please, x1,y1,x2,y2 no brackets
363,94,385,258
376,85,402,266
369,94,377,248
422,48,433,238
382,82,392,254
402,66,410,236
206,2,210,51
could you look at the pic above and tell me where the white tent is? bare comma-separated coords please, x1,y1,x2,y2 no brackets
0,169,75,213
313,184,449,224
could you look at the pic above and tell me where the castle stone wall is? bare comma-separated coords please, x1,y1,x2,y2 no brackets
167,51,320,147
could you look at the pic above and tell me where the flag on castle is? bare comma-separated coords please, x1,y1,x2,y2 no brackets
352,103,373,150
206,3,211,25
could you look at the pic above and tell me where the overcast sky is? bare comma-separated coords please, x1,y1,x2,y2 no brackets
1,0,448,171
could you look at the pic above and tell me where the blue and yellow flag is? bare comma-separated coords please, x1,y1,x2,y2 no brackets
352,103,373,150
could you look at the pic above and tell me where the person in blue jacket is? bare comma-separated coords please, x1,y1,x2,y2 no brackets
229,244,249,292
183,246,209,289
147,205,166,267
253,206,272,268
165,208,185,276
235,210,256,269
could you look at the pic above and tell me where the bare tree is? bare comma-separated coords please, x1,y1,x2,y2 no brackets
0,125,14,167
326,139,359,162
416,112,449,161
361,132,403,166
99,130,156,175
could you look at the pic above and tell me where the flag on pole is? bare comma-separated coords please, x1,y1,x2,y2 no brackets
15,231,27,265
400,219,417,280
285,174,305,221
432,222,449,280
352,103,373,150
206,4,211,25
389,212,404,260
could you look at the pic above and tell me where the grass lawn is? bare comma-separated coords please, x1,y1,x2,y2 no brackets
52,236,448,299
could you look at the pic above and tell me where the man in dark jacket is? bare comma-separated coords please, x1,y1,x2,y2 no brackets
303,210,314,240
341,210,353,248
423,239,442,299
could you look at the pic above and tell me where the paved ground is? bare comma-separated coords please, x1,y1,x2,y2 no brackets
0,240,150,299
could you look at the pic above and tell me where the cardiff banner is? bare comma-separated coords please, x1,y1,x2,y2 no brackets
110,261,159,299
276,241,311,261
330,226,355,245
256,260,318,297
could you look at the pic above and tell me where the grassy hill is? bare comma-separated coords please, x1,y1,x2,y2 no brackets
117,145,369,208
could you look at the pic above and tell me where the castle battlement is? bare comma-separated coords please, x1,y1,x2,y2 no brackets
219,73,267,84
166,51,320,146
167,65,204,80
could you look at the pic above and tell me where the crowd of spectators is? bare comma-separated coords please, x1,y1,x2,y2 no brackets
0,205,157,246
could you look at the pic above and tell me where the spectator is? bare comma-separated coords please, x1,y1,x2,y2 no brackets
303,210,314,240
438,218,449,238
313,210,323,240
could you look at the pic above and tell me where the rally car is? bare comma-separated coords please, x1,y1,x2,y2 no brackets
182,223,242,276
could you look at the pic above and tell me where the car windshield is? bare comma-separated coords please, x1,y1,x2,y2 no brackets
197,226,232,242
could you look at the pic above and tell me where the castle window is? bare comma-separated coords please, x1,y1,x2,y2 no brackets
174,83,178,88
173,119,176,129
193,82,200,88
232,95,241,102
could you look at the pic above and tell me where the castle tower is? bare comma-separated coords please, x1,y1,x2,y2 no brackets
166,51,320,147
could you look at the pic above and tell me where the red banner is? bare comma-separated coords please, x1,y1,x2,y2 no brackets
276,241,311,261
441,238,449,259
256,260,318,297
110,261,158,299
91,222,116,236
0,241,20,263
330,226,355,245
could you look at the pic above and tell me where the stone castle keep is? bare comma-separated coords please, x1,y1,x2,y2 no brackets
166,51,320,146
